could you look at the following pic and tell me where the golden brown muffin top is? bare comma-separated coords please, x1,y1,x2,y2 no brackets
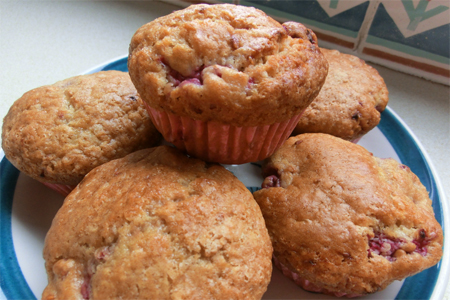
2,71,161,185
128,4,328,127
253,133,443,295
293,48,389,140
43,146,273,300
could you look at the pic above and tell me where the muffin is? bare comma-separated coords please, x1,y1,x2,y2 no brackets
2,71,161,196
253,133,443,297
42,146,273,300
292,48,389,143
128,3,328,164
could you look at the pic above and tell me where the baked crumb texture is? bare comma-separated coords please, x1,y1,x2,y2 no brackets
254,133,443,296
42,146,273,300
128,4,328,127
293,49,389,142
2,71,160,185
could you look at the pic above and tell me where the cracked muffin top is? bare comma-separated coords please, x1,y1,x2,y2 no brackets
293,48,389,141
253,133,443,296
128,4,328,127
42,146,273,300
2,71,161,186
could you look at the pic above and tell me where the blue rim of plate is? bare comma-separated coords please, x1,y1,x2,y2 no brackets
0,56,447,300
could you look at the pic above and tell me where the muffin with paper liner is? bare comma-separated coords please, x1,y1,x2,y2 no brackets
253,133,443,297
42,146,273,300
292,48,389,143
128,3,328,164
1,71,161,196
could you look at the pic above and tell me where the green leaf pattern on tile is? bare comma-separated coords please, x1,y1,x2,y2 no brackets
329,0,339,9
402,0,449,31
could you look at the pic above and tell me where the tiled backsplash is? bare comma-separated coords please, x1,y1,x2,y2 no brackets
361,1,449,85
163,0,449,85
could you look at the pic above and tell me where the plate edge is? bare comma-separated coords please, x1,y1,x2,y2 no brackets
384,107,449,300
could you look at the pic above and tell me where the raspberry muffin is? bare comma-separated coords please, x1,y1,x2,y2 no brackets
253,133,443,297
42,146,273,300
128,4,328,164
2,71,161,196
292,49,389,142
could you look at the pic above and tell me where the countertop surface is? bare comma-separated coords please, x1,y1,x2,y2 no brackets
1,1,449,300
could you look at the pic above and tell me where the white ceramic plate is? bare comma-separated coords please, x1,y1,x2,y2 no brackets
1,56,448,300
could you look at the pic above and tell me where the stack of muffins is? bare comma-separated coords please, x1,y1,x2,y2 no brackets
1,4,443,300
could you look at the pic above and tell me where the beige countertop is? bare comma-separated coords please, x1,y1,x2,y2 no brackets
1,1,448,299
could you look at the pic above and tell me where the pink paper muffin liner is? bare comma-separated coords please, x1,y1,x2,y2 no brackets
351,136,363,144
272,255,362,298
41,181,77,197
145,104,303,164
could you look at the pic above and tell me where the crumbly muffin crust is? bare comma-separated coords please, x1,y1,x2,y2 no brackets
293,49,389,140
128,4,328,127
43,146,273,300
253,134,443,295
2,71,160,185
